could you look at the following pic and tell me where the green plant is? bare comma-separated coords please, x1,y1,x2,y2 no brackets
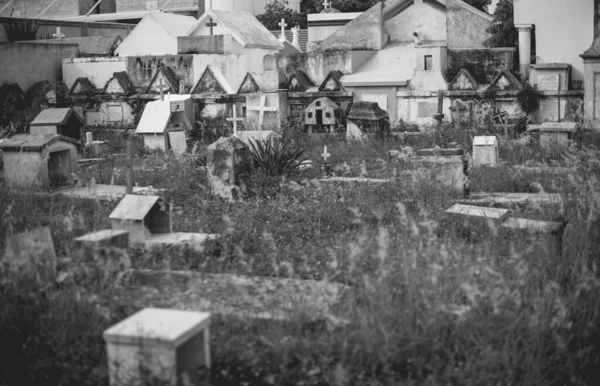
484,0,518,48
4,20,39,42
248,138,307,177
516,83,546,117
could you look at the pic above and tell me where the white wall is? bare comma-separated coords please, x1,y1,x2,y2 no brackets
115,18,178,56
514,0,594,82
62,57,128,89
206,0,300,13
385,0,447,42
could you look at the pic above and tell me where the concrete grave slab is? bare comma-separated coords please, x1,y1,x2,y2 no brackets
104,308,211,386
318,177,392,184
167,131,187,155
72,229,130,262
445,204,510,223
145,233,220,252
127,270,350,321
460,193,564,209
2,227,56,285
50,185,160,201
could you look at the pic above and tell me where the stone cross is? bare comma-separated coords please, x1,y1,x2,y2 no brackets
206,17,217,35
115,136,143,194
278,18,288,42
226,105,244,137
86,132,93,146
246,95,277,128
322,0,330,9
53,27,65,39
156,78,168,101
321,145,330,163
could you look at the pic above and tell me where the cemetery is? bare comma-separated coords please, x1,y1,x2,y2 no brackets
1,0,600,385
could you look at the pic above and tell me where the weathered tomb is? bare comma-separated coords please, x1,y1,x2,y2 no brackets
0,134,79,190
1,227,56,286
29,107,83,143
104,308,211,386
472,136,498,167
499,217,566,257
135,95,193,153
414,148,468,197
346,101,390,141
304,97,342,134
73,229,130,262
539,122,578,150
191,65,235,119
109,195,172,245
207,136,253,201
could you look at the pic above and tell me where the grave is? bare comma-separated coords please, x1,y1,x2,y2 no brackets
460,192,564,211
109,195,172,245
83,132,109,158
472,136,498,167
499,217,566,257
539,122,578,150
135,93,193,154
207,136,253,201
246,94,279,128
0,134,79,190
73,229,130,261
236,130,282,148
104,308,211,386
346,101,390,141
29,107,83,143
304,97,342,134
414,148,468,197
1,227,56,286
445,204,510,225
127,269,350,321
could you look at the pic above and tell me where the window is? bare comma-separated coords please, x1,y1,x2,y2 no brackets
263,55,276,72
325,112,331,118
307,112,313,118
316,101,321,107
424,55,433,71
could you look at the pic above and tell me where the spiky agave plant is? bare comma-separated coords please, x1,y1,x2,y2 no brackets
248,138,308,176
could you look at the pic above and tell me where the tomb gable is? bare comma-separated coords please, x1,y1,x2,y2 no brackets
191,65,234,95
144,66,180,95
71,77,96,96
487,69,523,92
237,72,261,94
286,70,315,92
318,70,345,92
448,69,479,91
104,72,136,95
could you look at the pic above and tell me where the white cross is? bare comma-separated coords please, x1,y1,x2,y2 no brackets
246,95,277,128
322,0,330,9
52,27,65,39
226,104,245,137
278,18,288,42
156,78,169,101
322,145,330,162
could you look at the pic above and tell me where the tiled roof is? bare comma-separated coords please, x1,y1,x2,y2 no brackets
269,29,308,52
149,10,197,37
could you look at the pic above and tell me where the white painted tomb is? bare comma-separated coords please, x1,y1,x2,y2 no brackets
472,136,498,167
103,308,211,386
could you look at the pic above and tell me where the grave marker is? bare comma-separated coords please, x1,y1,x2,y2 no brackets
247,95,277,128
226,105,244,137
2,227,56,285
104,308,211,386
52,27,65,39
115,137,143,194
278,18,288,42
472,136,498,167
537,74,560,91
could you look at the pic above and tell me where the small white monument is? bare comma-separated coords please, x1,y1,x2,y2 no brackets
103,308,211,386
472,136,498,167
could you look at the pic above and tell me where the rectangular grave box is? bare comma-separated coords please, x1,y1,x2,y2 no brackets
472,136,498,167
103,308,211,386
446,204,510,224
109,195,172,245
73,229,130,261
530,64,570,91
499,217,565,257
415,149,467,197
540,122,578,150
1,227,56,285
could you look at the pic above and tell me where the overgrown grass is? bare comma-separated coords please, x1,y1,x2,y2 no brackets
1,122,600,385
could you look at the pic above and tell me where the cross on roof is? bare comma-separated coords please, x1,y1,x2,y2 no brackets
226,104,245,137
246,96,277,128
115,136,143,195
156,78,168,101
53,27,65,39
206,17,217,35
278,18,288,42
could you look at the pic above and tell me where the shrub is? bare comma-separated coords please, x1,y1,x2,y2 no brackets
516,83,546,117
4,20,38,42
248,138,307,177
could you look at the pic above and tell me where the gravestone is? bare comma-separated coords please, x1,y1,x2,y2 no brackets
472,136,498,167
168,131,187,155
539,122,577,150
2,227,56,285
104,308,211,386
207,136,253,201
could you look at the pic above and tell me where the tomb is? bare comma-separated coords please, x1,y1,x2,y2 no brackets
472,136,498,167
0,134,79,190
70,77,97,96
237,72,261,94
530,64,570,91
73,230,130,262
346,101,390,141
539,122,578,150
245,93,285,129
144,66,181,95
318,70,345,92
29,107,83,143
104,308,211,386
109,194,172,245
207,136,253,201
135,95,193,153
286,70,315,92
499,217,566,257
415,148,468,197
1,227,56,286
445,204,510,223
103,72,136,96
304,97,342,134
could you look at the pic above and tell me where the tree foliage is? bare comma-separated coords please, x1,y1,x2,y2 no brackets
484,0,518,47
256,0,307,30
462,0,492,13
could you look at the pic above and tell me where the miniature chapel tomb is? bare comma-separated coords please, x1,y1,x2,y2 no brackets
109,194,172,245
304,97,342,134
135,95,193,153
29,107,83,143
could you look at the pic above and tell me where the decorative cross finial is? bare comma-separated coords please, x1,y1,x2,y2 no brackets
278,18,288,42
157,78,168,101
322,0,330,9
52,27,65,39
321,145,331,163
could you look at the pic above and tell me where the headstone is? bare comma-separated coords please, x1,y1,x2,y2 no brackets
537,74,560,91
1,227,56,285
472,136,498,167
207,136,253,201
103,308,211,386
168,131,187,155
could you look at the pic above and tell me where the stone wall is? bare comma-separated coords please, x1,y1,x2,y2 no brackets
278,50,354,87
63,57,128,89
446,48,517,84
0,42,80,90
446,0,492,48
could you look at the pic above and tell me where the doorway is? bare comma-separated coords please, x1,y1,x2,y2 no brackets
316,109,323,132
47,150,71,187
